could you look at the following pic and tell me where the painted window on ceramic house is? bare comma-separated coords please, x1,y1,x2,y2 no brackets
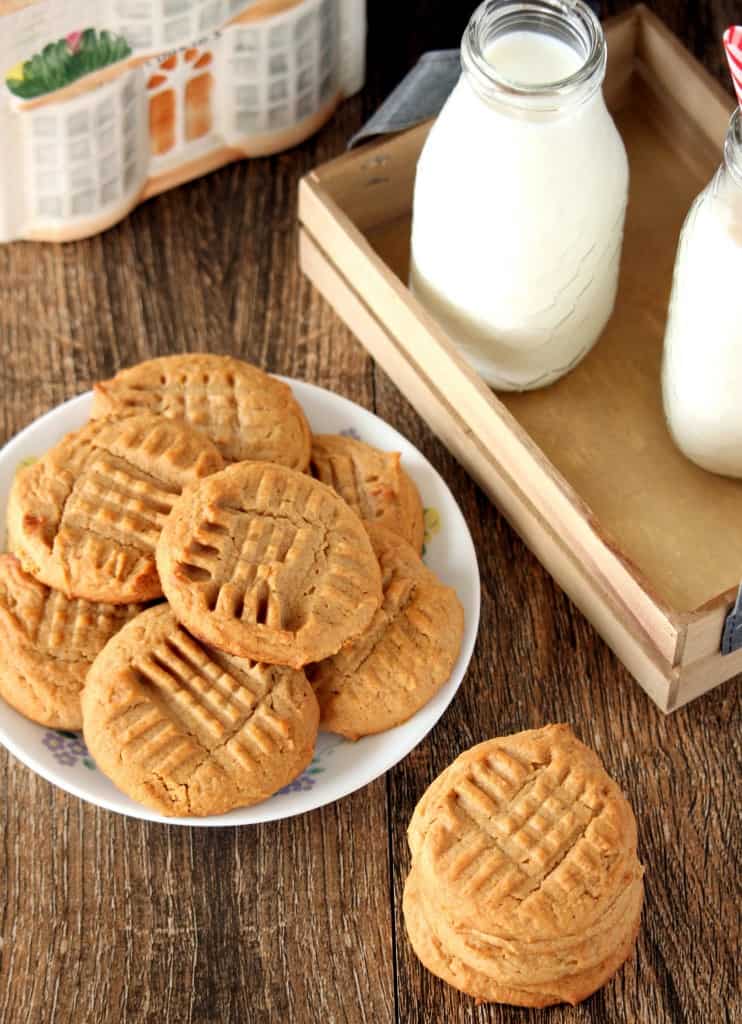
111,0,231,52
230,0,338,140
26,66,146,221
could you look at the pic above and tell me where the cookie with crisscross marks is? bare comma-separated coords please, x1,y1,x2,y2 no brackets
156,462,383,668
403,725,644,1007
7,413,223,604
309,435,424,552
310,524,463,739
92,354,312,470
403,861,642,1008
0,554,146,729
82,604,319,817
412,725,642,937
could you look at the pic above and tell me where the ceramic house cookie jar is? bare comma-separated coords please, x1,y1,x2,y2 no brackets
0,0,366,242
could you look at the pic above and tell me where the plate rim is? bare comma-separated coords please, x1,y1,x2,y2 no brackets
0,379,480,826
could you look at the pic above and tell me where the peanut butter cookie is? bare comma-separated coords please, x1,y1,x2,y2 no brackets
82,604,319,817
403,864,642,1008
403,725,644,1007
309,434,424,552
0,554,144,729
7,413,224,604
156,462,382,668
92,354,311,470
310,524,464,739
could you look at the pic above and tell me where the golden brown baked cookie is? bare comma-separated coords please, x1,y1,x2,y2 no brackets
403,866,642,1009
411,724,642,938
426,862,643,997
92,353,311,470
82,604,319,817
310,524,464,739
309,434,424,552
403,725,645,1007
156,462,383,668
7,413,223,604
0,554,145,730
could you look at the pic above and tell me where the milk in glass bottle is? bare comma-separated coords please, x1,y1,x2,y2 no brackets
410,0,629,390
662,107,742,476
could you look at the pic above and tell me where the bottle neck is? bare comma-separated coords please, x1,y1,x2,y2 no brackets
461,0,606,119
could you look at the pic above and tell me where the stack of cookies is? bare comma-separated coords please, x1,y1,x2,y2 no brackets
0,353,465,816
403,725,644,1007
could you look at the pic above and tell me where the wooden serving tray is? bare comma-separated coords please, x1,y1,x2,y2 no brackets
298,4,739,711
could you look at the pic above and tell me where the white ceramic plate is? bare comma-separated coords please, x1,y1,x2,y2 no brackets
0,379,480,826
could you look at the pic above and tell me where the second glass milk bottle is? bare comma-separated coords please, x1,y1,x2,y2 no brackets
662,108,742,477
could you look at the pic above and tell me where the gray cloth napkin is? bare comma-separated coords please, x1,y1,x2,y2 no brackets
349,49,460,148
722,585,742,654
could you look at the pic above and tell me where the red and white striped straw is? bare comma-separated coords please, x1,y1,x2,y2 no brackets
724,25,742,108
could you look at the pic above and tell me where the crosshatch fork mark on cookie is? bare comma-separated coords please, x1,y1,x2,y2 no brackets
120,384,281,449
313,449,381,520
157,461,383,667
93,356,312,468
31,586,134,657
431,756,603,905
146,382,296,440
9,413,224,603
111,628,297,776
174,503,334,629
62,450,180,553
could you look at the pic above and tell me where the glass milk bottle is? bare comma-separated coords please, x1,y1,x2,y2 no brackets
662,108,742,477
409,0,629,391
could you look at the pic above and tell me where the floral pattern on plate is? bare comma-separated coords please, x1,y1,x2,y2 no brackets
42,730,96,770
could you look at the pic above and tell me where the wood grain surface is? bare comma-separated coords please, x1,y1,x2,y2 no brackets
0,2,739,1023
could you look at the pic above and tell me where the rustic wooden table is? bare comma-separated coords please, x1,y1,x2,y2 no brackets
0,2,739,1022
